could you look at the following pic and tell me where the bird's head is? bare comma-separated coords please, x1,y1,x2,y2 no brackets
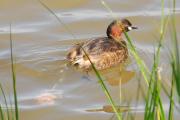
106,19,137,40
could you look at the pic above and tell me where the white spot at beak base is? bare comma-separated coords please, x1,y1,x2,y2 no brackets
128,26,132,31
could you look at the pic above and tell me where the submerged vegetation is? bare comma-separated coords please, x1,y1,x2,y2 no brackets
0,0,179,120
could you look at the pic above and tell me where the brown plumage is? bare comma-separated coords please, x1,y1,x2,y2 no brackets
67,19,137,70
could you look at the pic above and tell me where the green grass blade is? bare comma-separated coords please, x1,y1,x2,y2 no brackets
168,63,175,120
9,94,15,120
0,104,4,120
0,83,10,120
38,0,76,39
10,24,19,120
101,0,117,19
124,32,150,85
171,0,180,101
81,48,122,120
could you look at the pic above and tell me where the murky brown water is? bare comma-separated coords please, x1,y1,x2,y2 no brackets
0,0,180,120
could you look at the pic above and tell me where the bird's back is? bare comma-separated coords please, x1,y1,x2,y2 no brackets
67,37,128,70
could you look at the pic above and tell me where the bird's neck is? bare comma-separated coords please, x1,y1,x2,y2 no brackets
111,35,123,42
110,25,123,42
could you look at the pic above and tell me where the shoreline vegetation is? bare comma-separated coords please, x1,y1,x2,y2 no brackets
0,0,179,120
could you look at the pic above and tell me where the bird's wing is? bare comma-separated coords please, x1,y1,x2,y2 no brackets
92,48,128,70
82,37,127,55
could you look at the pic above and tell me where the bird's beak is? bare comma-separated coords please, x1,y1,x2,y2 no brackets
128,26,138,31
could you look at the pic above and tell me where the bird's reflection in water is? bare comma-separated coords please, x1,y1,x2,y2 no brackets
86,105,130,113
72,61,136,86
99,63,135,86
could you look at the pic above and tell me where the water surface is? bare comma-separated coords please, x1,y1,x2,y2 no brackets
0,0,180,120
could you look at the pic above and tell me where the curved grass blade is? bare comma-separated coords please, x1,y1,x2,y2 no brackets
0,105,4,120
171,0,180,101
168,61,175,120
81,47,122,120
38,0,76,39
0,83,10,120
10,24,19,120
168,0,178,119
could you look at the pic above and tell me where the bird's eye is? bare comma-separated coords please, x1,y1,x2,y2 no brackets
124,27,129,32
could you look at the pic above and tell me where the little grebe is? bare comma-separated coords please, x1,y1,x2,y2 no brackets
67,19,137,70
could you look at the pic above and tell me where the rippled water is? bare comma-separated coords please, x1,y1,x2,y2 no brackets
0,0,180,120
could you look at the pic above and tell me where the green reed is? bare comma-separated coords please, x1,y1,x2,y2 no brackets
0,83,10,120
144,0,169,119
0,84,6,120
171,0,180,101
0,24,19,120
81,48,122,120
10,24,19,120
0,104,4,120
168,0,178,119
168,65,175,120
